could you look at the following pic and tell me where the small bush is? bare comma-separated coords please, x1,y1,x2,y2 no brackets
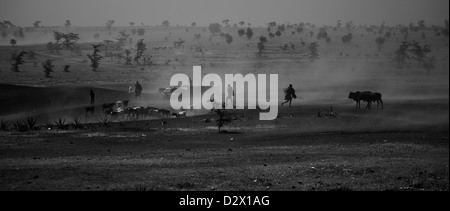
0,119,11,131
24,117,38,130
55,118,69,130
72,118,84,129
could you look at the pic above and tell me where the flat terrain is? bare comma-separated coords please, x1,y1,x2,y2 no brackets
0,25,448,191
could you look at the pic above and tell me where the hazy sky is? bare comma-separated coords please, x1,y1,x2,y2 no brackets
0,0,448,27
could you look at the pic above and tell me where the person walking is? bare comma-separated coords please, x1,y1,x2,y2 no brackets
281,84,296,107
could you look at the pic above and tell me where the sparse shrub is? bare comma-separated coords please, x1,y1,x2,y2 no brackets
55,118,69,130
99,118,111,128
208,23,222,35
224,33,233,45
316,28,328,40
257,36,268,55
10,39,17,46
11,51,27,72
24,117,38,130
342,33,353,43
162,20,170,28
134,39,147,64
376,37,386,51
0,119,11,131
71,118,84,129
137,28,145,37
393,41,411,68
275,31,282,37
237,29,245,37
13,121,27,132
87,44,104,71
246,27,254,39
42,59,54,78
215,109,233,132
63,65,70,72
308,42,320,62
124,49,132,65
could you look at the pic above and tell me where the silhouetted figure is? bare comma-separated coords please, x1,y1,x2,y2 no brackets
89,90,95,106
226,84,234,105
135,81,143,99
281,84,296,107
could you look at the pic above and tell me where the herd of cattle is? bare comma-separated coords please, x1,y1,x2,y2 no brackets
348,91,384,109
85,100,187,120
84,91,383,121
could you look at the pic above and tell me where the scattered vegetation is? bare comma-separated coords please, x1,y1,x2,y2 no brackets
11,51,27,72
42,59,55,78
24,117,38,130
71,118,84,129
0,119,11,131
99,118,111,128
55,118,69,130
87,44,104,71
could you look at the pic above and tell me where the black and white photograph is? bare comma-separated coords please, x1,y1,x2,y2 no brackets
0,0,448,198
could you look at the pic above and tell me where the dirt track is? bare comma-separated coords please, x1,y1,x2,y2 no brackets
0,94,448,191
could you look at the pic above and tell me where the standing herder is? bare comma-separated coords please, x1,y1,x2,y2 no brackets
89,89,95,106
135,81,143,99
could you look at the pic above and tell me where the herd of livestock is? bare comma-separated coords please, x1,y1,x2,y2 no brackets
83,90,383,122
85,100,187,121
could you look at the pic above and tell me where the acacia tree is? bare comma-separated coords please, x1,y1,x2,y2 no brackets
222,19,230,27
137,28,145,37
245,27,254,39
65,20,71,28
10,39,17,47
42,59,54,78
87,44,104,71
53,31,64,54
116,31,130,48
308,42,319,62
194,33,201,42
11,51,27,72
208,23,222,36
124,49,132,65
106,20,115,34
13,27,25,39
257,36,267,55
342,33,353,43
62,33,80,49
162,20,170,28
134,39,147,64
375,37,386,51
237,29,245,37
393,41,411,68
225,33,233,45
33,21,41,28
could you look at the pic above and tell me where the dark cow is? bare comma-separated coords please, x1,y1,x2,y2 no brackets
348,91,383,109
102,103,116,111
85,106,95,116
